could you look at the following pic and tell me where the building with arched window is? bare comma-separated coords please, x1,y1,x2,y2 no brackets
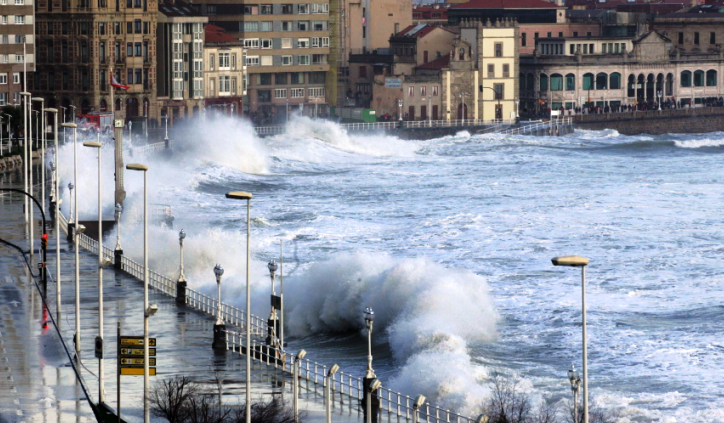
519,30,724,115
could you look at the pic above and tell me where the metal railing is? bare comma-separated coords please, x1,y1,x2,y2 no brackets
497,117,573,136
58,210,476,423
254,119,517,135
131,141,166,157
224,330,477,423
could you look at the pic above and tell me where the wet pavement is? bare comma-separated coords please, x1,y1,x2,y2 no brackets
0,168,365,423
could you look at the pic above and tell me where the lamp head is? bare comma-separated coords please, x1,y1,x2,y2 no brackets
46,107,58,113
126,163,148,171
328,364,339,377
145,304,159,317
179,229,186,241
99,258,112,268
61,123,77,128
83,141,102,148
32,97,44,102
370,379,382,392
115,204,122,214
296,349,307,360
413,395,426,409
225,191,253,200
76,224,86,234
364,307,374,324
214,263,224,281
268,259,278,274
551,256,589,267
68,182,74,190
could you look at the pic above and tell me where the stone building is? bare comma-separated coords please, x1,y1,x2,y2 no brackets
203,24,246,116
442,18,519,121
156,0,207,120
519,31,724,116
651,7,724,54
0,0,34,106
35,0,159,120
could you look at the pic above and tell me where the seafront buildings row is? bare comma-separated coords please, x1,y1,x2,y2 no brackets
3,0,724,124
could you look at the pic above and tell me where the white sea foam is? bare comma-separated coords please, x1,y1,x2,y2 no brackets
673,137,724,148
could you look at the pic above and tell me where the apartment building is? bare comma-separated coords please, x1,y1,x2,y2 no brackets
0,0,34,106
193,0,334,122
157,0,207,120
35,0,158,120
204,24,246,115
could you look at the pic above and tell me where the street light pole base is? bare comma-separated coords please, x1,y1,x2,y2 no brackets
212,323,226,350
176,280,187,305
114,249,123,270
362,376,380,423
67,223,75,243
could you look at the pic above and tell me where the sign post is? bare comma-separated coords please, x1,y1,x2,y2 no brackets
117,329,158,422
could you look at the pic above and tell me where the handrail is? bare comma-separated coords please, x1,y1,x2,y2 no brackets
253,119,517,135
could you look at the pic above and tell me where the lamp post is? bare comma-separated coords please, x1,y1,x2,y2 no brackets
363,307,378,423
279,242,285,349
125,162,150,423
178,230,186,283
3,113,11,156
552,255,590,423
286,99,290,122
224,190,253,423
397,99,403,121
114,204,123,269
163,113,169,141
267,259,278,347
46,108,60,326
568,363,582,423
68,182,74,223
20,92,30,247
61,106,67,124
63,122,81,359
212,263,226,349
325,364,339,423
83,140,106,404
657,90,662,110
70,105,76,122
32,97,45,218
293,349,307,423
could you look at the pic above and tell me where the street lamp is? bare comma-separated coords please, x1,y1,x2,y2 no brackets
83,140,106,404
68,182,75,223
568,363,582,423
178,229,186,283
293,349,307,423
163,113,169,141
412,395,426,423
212,264,226,349
657,90,662,110
46,108,60,326
398,99,403,121
125,162,150,423
224,190,253,423
286,99,290,122
363,307,377,423
32,97,45,218
325,364,339,423
552,255,590,423
115,204,123,269
62,122,80,359
267,259,279,347
20,92,30,248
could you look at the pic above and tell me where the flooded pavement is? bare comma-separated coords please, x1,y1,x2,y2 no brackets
1,168,365,423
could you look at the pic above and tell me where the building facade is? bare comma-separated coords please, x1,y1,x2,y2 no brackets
0,0,34,106
519,31,724,116
35,0,159,121
203,24,246,115
193,0,334,122
157,0,207,120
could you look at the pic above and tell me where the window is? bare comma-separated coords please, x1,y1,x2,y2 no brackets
297,4,309,13
127,42,133,56
539,74,548,91
209,53,215,69
282,38,292,48
144,22,149,34
487,64,494,77
1,35,7,44
219,52,230,69
275,88,287,98
281,4,293,13
14,15,24,24
244,21,258,31
297,38,309,48
291,72,304,84
127,69,133,84
547,32,551,38
0,73,6,84
359,66,367,78
135,42,141,56
281,55,292,65
583,44,588,54
14,55,22,63
522,33,526,47
100,69,106,90
570,44,575,54
0,93,6,105
260,21,272,31
291,88,304,98
534,32,539,39
207,4,216,13
573,31,578,37
694,32,699,45
14,35,22,44
231,54,236,69
694,70,704,87
680,70,691,87
244,39,260,49
494,43,502,57
558,32,563,37
261,39,272,49
260,4,272,14
550,74,562,91
609,72,621,90
565,73,575,91
678,32,684,44
209,78,215,96
219,76,230,94
311,3,328,13
275,73,287,84
2,16,8,25
297,55,310,65
261,56,273,66
595,72,607,90
408,85,414,97
706,69,717,86
246,55,259,66
503,64,510,78
312,54,326,64
312,21,325,31
309,87,324,97
298,21,309,31
282,21,293,31
420,86,427,97
99,22,105,35
589,44,594,54
114,22,121,34
493,83,503,100
582,73,593,90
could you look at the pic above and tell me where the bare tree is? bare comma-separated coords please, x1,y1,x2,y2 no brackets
483,375,532,423
149,376,199,423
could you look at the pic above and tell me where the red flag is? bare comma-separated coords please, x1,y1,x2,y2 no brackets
111,71,129,90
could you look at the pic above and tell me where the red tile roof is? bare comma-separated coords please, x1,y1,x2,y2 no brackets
451,0,561,9
416,54,451,70
205,25,238,42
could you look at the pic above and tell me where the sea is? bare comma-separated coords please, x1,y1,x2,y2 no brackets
57,115,724,423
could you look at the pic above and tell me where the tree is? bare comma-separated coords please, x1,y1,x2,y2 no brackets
149,376,199,423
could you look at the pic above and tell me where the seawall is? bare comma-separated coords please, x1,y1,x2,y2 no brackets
573,107,724,135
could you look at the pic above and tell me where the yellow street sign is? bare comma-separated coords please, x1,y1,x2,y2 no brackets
120,337,156,346
120,347,156,356
120,357,156,366
120,367,157,376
